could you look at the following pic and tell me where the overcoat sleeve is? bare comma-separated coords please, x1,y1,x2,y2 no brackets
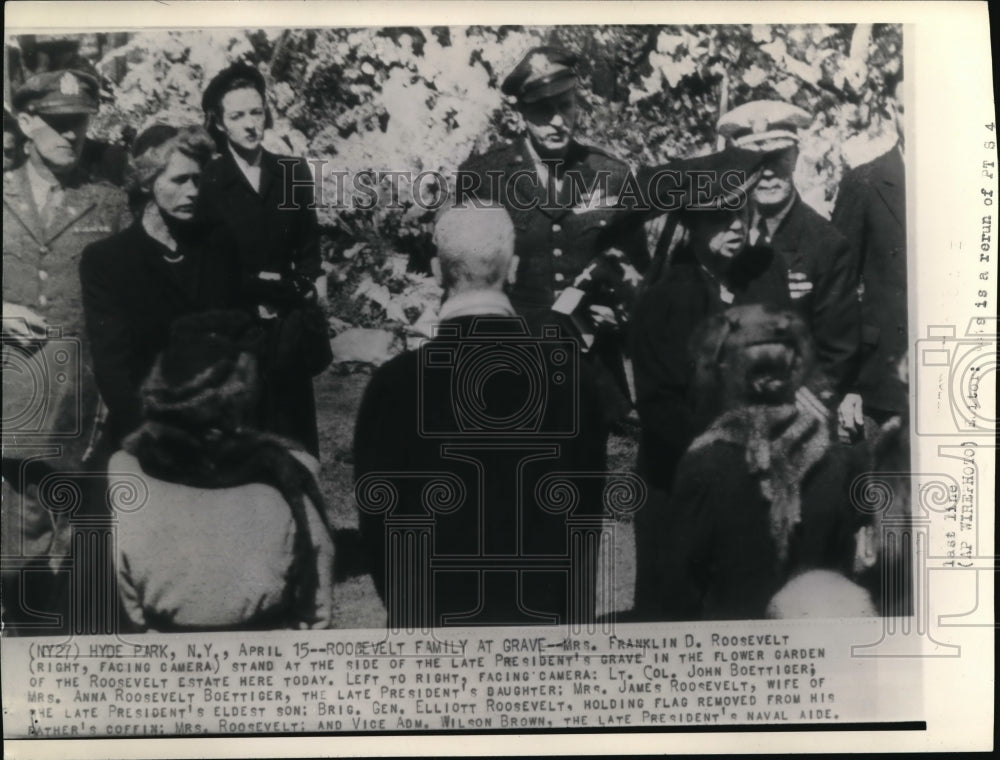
79,243,143,437
288,156,322,281
352,360,411,603
810,228,861,395
631,282,703,476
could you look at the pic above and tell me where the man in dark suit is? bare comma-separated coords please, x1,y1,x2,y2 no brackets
718,101,861,433
458,47,648,423
831,92,907,425
354,205,609,630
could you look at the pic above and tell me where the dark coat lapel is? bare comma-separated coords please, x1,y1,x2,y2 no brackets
216,148,259,195
771,195,809,269
874,147,905,229
509,138,545,213
258,150,281,200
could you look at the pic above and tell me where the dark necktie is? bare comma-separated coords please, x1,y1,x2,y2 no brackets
756,216,771,245
543,160,561,211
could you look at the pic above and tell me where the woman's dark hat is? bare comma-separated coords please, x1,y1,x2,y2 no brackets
201,62,267,113
141,311,259,430
637,145,778,214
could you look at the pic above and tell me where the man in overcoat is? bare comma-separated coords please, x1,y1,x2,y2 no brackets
354,205,609,630
831,92,907,425
2,68,128,635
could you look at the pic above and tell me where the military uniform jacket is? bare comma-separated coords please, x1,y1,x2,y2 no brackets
831,147,907,414
459,138,649,318
767,196,861,396
3,165,128,467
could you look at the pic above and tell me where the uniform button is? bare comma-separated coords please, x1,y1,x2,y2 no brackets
38,295,48,307
38,270,49,281
553,248,563,257
599,220,607,227
552,223,561,232
554,273,565,282
38,245,50,255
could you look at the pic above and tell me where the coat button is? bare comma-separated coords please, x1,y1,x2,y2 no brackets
38,270,49,281
38,245,50,255
554,273,565,282
552,223,561,232
553,248,563,257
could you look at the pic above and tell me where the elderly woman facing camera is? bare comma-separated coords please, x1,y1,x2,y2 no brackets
80,124,241,451
627,146,797,620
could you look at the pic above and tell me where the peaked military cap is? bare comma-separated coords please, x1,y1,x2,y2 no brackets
201,62,267,113
717,100,812,152
502,46,578,103
13,68,100,115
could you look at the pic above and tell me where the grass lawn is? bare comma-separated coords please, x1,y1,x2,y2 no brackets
313,368,639,629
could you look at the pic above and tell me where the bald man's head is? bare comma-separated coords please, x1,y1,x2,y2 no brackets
432,205,516,294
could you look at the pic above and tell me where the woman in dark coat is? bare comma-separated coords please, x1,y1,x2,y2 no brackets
628,163,793,620
197,62,329,456
80,124,239,450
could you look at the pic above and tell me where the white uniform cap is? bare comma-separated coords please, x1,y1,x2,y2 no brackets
718,100,812,152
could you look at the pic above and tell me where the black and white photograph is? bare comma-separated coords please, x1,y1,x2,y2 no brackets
1,1,994,757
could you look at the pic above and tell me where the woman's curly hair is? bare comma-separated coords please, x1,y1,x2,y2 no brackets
125,123,216,200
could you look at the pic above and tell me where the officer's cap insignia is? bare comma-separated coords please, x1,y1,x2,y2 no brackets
59,73,81,96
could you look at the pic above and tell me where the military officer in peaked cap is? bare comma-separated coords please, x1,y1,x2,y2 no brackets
719,100,861,428
458,46,649,422
3,68,128,635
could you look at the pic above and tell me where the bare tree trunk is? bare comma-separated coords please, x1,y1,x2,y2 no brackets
716,69,730,151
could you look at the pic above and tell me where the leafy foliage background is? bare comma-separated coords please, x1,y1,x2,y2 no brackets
77,23,902,330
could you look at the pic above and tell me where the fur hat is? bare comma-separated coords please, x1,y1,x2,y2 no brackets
140,311,259,431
